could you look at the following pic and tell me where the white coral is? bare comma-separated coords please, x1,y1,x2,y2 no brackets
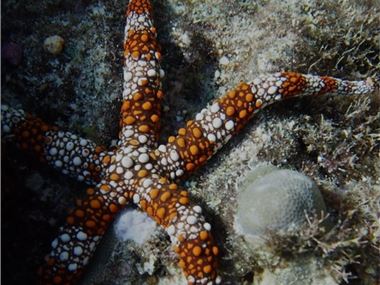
234,164,326,240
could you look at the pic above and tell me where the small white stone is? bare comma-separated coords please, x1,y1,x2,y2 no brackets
109,164,116,173
138,153,150,163
225,120,234,131
147,69,157,77
118,196,127,205
123,89,131,98
186,215,197,225
116,153,123,162
190,226,199,233
257,88,265,96
193,206,202,213
210,103,220,113
133,194,140,203
177,222,184,229
124,171,134,180
167,225,175,235
138,146,147,153
212,117,222,129
79,139,88,146
54,160,63,168
66,142,74,151
124,71,133,82
204,223,211,231
121,157,134,168
124,129,134,138
138,135,147,144
268,85,278,95
51,239,58,248
159,68,165,78
59,251,69,261
207,133,216,142
68,263,78,272
73,157,82,166
143,178,153,188
116,167,124,174
176,169,184,177
77,231,87,241
169,150,179,161
73,246,83,256
49,147,58,156
195,112,204,121
123,146,133,154
60,234,70,242
139,61,148,67
160,158,167,166
158,144,167,152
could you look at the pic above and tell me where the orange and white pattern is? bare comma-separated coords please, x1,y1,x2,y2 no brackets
0,0,376,284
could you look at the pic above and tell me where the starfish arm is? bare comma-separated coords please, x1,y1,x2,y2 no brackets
153,73,375,179
133,175,220,284
1,104,109,184
119,0,165,148
39,183,130,284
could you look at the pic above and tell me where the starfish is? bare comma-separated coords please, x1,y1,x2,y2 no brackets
1,0,376,284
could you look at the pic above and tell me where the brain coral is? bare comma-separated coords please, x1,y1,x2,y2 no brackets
234,165,326,239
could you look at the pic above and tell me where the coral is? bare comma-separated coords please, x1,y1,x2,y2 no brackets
114,209,157,244
254,256,337,285
234,164,326,239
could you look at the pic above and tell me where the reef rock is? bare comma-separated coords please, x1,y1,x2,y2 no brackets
254,256,337,285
